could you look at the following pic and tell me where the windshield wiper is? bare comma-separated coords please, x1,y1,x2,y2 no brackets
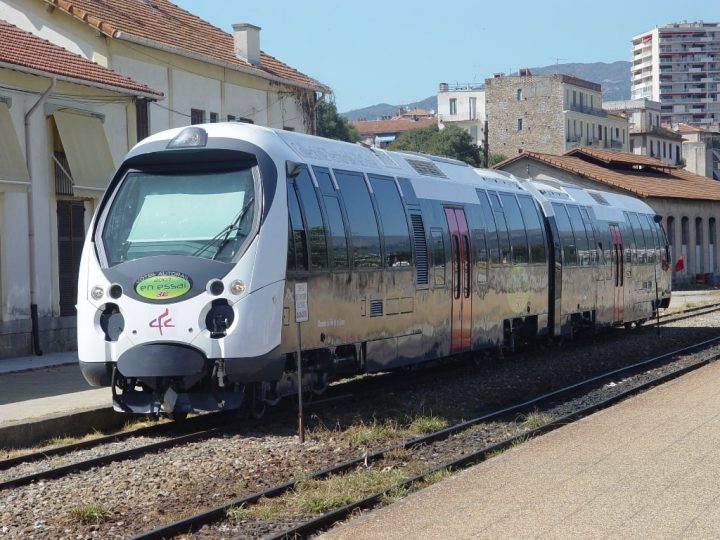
191,196,255,259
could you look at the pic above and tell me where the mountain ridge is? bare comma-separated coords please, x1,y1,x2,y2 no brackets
342,61,631,121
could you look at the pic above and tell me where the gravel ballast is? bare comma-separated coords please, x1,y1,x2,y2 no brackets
2,308,720,539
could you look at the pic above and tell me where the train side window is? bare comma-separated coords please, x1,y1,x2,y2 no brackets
295,169,329,270
287,182,308,271
323,195,349,269
567,206,590,266
579,207,598,265
640,214,656,264
489,192,511,264
629,212,647,264
334,170,381,268
312,166,337,196
476,190,499,264
552,203,577,266
622,214,635,264
430,228,446,287
369,175,412,267
500,193,529,264
397,177,419,206
518,195,546,263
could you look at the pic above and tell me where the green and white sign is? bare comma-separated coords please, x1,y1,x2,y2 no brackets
135,271,192,300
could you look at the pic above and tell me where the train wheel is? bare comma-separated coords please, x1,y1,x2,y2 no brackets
312,372,329,396
167,411,188,422
250,383,266,420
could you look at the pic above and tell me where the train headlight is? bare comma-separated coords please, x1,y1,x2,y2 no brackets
91,286,104,300
230,280,245,295
167,126,207,148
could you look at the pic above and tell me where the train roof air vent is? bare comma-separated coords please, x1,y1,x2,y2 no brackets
588,191,610,206
370,148,401,168
405,158,448,178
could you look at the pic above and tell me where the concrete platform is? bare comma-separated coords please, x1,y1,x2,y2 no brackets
0,353,115,449
321,360,720,539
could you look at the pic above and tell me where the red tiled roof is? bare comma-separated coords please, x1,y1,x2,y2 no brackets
674,123,719,135
44,0,329,92
565,147,680,169
0,19,162,97
495,149,720,202
351,118,436,136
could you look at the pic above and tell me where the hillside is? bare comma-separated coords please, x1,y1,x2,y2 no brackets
342,61,631,121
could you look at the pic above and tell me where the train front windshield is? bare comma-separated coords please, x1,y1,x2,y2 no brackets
100,165,257,265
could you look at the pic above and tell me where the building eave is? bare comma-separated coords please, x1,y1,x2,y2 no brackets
0,60,163,100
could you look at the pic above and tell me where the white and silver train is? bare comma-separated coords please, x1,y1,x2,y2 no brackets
77,123,672,415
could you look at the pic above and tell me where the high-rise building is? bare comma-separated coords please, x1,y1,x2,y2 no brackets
631,22,720,127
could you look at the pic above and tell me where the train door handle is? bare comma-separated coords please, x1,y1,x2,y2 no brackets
463,235,471,298
453,235,461,300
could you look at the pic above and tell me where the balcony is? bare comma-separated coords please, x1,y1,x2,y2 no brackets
565,103,607,118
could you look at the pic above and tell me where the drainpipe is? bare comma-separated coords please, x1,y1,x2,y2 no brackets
24,77,56,356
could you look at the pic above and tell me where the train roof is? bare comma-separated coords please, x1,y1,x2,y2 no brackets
131,122,658,218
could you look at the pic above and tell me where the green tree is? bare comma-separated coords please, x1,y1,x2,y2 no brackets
316,100,359,143
487,152,509,167
389,125,481,166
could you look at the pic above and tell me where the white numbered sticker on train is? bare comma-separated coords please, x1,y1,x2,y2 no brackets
295,282,309,323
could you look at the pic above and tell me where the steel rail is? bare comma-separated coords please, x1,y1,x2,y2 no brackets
266,349,720,540
3,301,714,474
0,426,227,491
0,411,235,472
131,335,720,540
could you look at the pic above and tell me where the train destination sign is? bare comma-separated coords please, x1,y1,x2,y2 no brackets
135,271,193,300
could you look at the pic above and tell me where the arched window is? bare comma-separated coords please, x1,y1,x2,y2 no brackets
696,217,704,273
710,218,716,274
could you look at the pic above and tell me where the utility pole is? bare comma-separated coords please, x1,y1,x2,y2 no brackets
483,119,489,167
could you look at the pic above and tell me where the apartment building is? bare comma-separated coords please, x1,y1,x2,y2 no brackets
676,123,720,179
631,22,720,126
485,70,629,157
437,83,485,146
604,99,683,165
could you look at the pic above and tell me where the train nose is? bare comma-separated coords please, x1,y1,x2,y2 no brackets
117,343,208,378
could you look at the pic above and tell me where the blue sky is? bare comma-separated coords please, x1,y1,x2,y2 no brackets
173,0,719,112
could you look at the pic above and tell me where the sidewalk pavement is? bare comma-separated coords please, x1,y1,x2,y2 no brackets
321,360,720,539
0,352,110,426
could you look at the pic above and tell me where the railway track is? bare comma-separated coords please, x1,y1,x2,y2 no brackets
2,301,718,497
129,335,720,539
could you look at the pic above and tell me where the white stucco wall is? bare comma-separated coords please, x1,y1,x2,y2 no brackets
225,83,268,125
0,69,135,321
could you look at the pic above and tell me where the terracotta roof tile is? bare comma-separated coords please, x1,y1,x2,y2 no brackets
351,118,436,136
0,19,162,97
43,0,329,92
675,123,719,135
495,150,720,202
565,147,680,169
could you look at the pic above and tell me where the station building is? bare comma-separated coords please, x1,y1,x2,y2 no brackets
0,0,329,357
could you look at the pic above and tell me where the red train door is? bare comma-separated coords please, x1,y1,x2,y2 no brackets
445,207,472,352
610,224,624,323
